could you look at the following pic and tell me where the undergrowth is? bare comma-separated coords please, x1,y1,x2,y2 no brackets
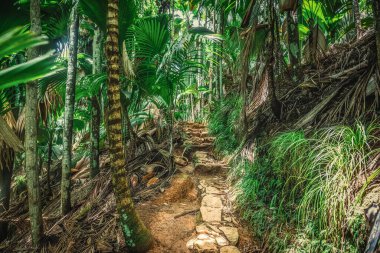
208,95,242,154
228,122,379,252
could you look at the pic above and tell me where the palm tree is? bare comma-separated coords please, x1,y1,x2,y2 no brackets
25,0,43,248
61,0,79,215
373,0,380,70
90,27,103,178
105,0,153,251
352,0,361,39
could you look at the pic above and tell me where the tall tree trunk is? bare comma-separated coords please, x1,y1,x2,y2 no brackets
268,0,281,119
353,0,361,39
105,0,153,251
373,0,380,70
61,0,79,215
90,27,103,178
46,132,53,197
219,4,224,100
25,0,43,247
286,11,299,71
0,148,14,242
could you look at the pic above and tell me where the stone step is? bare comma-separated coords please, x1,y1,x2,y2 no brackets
194,162,226,174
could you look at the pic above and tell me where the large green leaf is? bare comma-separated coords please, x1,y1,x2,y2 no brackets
79,0,107,31
0,27,48,59
79,0,136,43
188,27,224,40
0,52,62,90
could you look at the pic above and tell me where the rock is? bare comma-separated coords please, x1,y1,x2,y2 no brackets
194,237,218,252
196,224,211,234
215,236,229,246
220,227,239,246
196,224,219,235
146,177,159,187
206,186,221,194
175,156,188,166
193,151,209,160
141,164,156,174
130,174,139,188
201,195,222,208
199,180,207,188
220,246,241,253
197,233,211,240
195,163,222,173
200,206,222,222
206,224,221,233
186,239,195,250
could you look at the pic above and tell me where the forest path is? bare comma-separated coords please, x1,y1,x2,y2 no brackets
137,122,257,253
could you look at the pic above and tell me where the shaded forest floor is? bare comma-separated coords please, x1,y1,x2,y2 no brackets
0,122,258,252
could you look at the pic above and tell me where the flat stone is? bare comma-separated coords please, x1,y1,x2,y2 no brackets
220,227,239,246
206,186,221,194
202,195,222,208
220,246,241,253
196,224,210,234
186,239,195,250
200,206,222,222
194,238,218,252
206,224,221,233
197,233,211,240
215,236,229,246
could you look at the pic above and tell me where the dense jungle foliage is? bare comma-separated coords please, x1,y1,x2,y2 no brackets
0,0,379,252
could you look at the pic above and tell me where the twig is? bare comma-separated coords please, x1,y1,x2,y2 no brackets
174,208,199,219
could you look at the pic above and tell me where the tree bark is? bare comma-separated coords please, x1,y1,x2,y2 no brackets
373,0,380,70
268,0,281,119
219,4,224,100
46,131,53,197
25,0,43,247
106,0,153,251
286,11,299,70
61,0,79,215
353,0,361,39
0,148,14,242
90,27,103,178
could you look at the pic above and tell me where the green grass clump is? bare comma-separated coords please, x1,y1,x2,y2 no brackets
208,95,242,154
235,122,379,252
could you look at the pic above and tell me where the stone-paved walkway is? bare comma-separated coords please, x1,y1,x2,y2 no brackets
179,122,242,253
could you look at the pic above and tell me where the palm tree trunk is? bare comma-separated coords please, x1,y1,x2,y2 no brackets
90,27,103,178
46,132,53,197
352,0,361,39
0,148,14,242
268,0,281,119
61,0,79,215
219,5,224,100
373,0,380,70
286,11,299,70
106,0,153,251
25,0,43,247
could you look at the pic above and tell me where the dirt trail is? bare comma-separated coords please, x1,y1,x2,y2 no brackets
138,122,257,253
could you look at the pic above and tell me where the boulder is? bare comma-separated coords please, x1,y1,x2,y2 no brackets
220,227,239,246
201,195,222,208
200,206,222,222
215,236,229,246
